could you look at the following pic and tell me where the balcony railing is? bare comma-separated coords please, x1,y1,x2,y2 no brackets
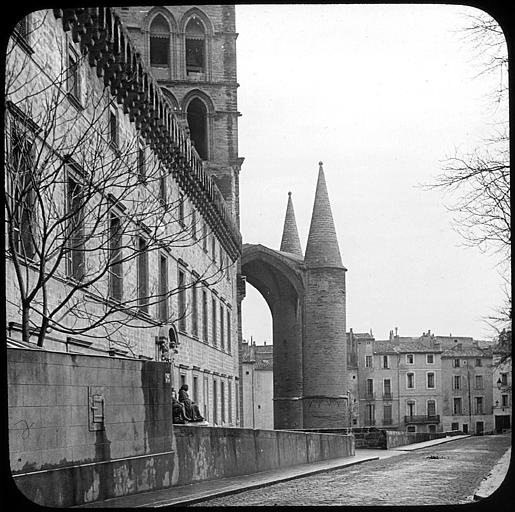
383,392,393,400
364,392,376,401
404,414,440,424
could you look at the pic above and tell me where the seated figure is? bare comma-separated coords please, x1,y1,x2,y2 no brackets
178,384,204,422
172,389,189,423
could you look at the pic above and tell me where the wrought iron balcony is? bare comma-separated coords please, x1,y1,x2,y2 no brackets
404,414,440,424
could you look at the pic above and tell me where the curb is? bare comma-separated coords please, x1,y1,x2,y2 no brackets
151,456,381,507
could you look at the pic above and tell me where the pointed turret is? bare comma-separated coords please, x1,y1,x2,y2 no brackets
304,162,343,268
279,192,303,258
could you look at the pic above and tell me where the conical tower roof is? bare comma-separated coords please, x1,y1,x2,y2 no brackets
279,192,303,258
304,162,343,268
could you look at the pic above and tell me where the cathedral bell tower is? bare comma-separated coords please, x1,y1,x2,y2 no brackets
116,5,243,224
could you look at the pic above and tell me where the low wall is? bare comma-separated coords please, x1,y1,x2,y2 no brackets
385,431,447,449
8,348,175,507
173,426,355,485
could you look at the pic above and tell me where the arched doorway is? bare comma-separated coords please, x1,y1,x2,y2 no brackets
186,97,208,160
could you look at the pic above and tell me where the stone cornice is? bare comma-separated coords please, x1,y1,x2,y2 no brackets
53,8,241,261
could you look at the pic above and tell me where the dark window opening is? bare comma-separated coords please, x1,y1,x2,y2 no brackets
185,17,205,73
187,98,208,160
67,46,80,100
109,214,123,301
150,15,170,66
159,255,168,321
67,177,85,280
9,121,35,259
137,237,148,313
178,269,187,331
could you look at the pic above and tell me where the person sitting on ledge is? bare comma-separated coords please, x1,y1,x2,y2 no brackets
172,388,189,423
179,384,204,422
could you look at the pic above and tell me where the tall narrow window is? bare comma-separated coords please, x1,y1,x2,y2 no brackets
191,209,197,239
227,310,231,354
109,214,123,301
10,120,35,259
220,304,224,350
137,236,148,313
193,375,199,403
453,375,461,390
475,375,483,390
453,397,462,415
185,17,205,74
203,376,209,421
137,140,146,182
109,104,118,147
179,193,185,226
407,373,415,389
383,379,392,399
475,397,483,415
213,379,218,424
67,44,80,101
366,378,374,397
382,355,389,369
427,372,435,389
202,221,208,251
150,14,170,66
212,297,217,346
221,381,225,423
365,355,372,368
159,170,167,206
191,283,198,337
67,176,85,280
407,400,416,417
228,380,232,423
427,400,436,417
158,254,168,321
383,404,392,425
178,269,187,331
186,98,208,160
202,289,208,342
365,404,375,426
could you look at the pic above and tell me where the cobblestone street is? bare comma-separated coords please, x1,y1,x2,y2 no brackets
192,435,511,506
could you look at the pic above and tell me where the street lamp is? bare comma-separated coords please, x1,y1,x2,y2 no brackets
496,378,502,389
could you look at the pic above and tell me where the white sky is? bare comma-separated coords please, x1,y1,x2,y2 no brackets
235,4,508,344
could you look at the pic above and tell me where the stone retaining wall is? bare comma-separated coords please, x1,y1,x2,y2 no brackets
173,426,355,485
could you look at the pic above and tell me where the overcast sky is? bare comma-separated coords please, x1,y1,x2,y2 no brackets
235,4,508,344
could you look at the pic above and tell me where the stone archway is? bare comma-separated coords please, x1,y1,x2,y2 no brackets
241,243,305,429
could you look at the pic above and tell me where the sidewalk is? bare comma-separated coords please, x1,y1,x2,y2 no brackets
75,435,471,508
472,447,511,501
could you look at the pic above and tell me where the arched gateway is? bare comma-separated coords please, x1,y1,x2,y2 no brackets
240,163,349,430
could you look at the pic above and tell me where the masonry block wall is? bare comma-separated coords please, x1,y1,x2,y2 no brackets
8,348,175,507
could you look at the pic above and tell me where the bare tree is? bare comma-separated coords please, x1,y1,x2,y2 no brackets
426,10,510,349
5,13,232,353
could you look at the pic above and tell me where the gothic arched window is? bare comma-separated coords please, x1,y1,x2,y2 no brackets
150,14,170,67
185,17,205,74
187,98,208,160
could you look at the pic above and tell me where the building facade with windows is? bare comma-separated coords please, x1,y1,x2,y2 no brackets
441,343,494,435
5,7,242,427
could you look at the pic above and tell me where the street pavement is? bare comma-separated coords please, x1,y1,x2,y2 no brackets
190,434,512,507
